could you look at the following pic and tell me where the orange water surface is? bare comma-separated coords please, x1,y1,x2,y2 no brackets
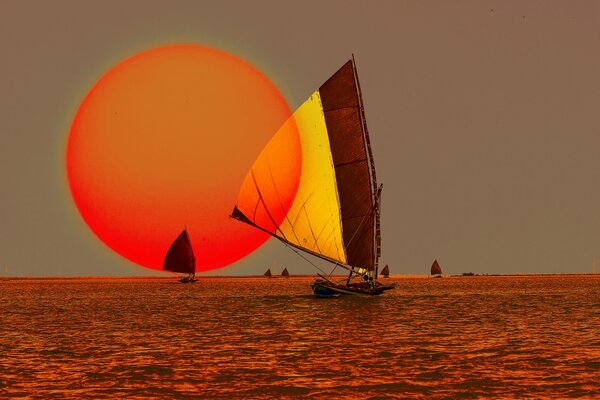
1,275,598,398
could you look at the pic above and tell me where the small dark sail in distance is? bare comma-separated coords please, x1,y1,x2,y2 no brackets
163,229,197,283
380,264,390,278
264,269,272,278
281,268,289,278
431,259,442,278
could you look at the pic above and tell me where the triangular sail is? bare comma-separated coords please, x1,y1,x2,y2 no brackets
233,59,379,272
264,269,272,278
281,268,289,277
381,264,390,277
163,230,195,274
431,260,442,275
233,92,347,264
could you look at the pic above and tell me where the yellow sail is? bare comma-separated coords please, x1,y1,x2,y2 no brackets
235,109,301,236
234,59,380,273
235,91,347,264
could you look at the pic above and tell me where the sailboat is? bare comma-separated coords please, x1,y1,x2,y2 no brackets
231,57,395,296
381,264,390,278
163,229,197,283
431,259,442,278
281,268,290,278
264,268,272,278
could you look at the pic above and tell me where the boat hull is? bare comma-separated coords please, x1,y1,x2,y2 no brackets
311,280,396,297
312,282,339,296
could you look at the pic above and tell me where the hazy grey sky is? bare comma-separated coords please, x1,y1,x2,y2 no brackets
1,1,599,276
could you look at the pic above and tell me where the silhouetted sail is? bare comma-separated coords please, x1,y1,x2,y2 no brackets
381,265,390,277
281,268,289,277
431,260,442,275
264,269,272,278
320,61,378,271
163,230,195,274
232,58,380,274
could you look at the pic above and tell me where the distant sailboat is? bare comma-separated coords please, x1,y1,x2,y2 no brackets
163,229,197,283
431,259,442,278
593,256,597,274
231,57,395,296
381,264,390,278
281,268,290,278
264,269,272,278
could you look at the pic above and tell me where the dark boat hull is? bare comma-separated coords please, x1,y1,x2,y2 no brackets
311,280,396,296
312,282,340,296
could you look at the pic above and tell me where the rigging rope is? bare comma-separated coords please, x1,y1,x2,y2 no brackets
284,243,330,276
284,243,353,284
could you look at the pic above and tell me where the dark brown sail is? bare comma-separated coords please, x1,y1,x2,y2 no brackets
319,59,378,271
380,264,390,277
431,260,442,275
163,230,195,274
281,268,289,277
264,269,272,278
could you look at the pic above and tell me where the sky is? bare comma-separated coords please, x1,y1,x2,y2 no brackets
1,1,600,277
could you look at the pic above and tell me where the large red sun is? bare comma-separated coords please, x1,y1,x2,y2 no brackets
67,45,301,272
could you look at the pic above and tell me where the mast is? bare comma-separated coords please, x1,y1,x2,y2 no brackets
374,184,382,279
352,55,381,277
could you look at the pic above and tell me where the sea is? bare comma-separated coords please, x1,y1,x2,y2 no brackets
1,275,598,399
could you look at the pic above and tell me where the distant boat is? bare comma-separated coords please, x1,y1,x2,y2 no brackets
281,268,290,278
163,229,197,283
264,269,272,278
431,259,442,278
231,57,395,296
381,264,390,278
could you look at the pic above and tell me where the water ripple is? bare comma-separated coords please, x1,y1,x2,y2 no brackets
1,275,599,398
